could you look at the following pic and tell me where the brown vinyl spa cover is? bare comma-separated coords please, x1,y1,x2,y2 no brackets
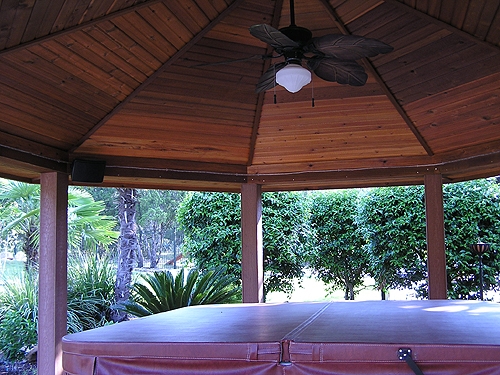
62,300,500,375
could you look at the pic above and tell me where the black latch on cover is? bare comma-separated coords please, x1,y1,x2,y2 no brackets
398,348,424,375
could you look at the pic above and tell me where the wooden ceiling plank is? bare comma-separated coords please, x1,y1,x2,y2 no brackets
375,27,451,68
57,32,140,90
39,39,130,101
319,0,433,155
0,0,35,50
405,71,500,112
381,34,479,82
51,0,92,32
474,1,500,41
21,0,66,42
85,27,150,79
486,5,500,45
82,27,149,82
70,0,245,153
134,88,257,110
121,101,255,123
23,44,121,110
115,108,253,127
162,0,208,32
0,0,164,57
392,51,500,103
0,82,99,130
384,0,500,53
147,2,195,45
0,55,112,119
136,7,185,50
111,13,175,62
80,0,120,23
450,0,470,29
0,104,86,147
96,21,161,72
194,0,220,20
348,2,403,36
102,119,253,139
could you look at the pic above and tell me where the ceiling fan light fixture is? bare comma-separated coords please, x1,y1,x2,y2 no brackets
276,64,311,93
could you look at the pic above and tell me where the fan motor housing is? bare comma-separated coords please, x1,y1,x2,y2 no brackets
279,25,312,46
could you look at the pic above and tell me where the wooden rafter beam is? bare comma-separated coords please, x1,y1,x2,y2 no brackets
69,0,246,153
317,0,434,156
247,0,285,166
0,131,68,161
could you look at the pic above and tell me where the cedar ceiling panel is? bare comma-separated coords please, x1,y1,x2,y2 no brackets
0,0,152,50
398,0,500,46
253,96,426,167
406,72,500,154
351,3,500,107
0,0,229,152
75,0,271,165
77,115,252,164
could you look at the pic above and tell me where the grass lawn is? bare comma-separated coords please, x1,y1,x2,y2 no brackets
0,260,25,290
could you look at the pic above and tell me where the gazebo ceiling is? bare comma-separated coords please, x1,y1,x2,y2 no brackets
0,0,499,192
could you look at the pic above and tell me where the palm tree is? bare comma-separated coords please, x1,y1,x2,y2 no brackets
0,178,118,269
112,188,140,322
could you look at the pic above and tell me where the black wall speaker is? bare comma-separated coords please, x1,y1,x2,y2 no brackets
71,159,106,183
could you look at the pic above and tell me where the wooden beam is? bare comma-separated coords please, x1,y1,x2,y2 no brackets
241,183,264,303
317,0,434,156
0,131,68,162
0,145,68,172
70,0,246,152
424,173,447,299
247,0,285,166
39,172,68,375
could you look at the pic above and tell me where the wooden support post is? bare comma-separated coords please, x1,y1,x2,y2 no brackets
424,174,447,299
241,184,264,303
39,172,68,375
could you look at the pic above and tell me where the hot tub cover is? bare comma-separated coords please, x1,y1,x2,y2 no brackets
62,300,500,375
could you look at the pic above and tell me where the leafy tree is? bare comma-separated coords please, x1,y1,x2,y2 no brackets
443,179,500,299
178,192,243,282
358,186,427,298
178,191,309,297
137,189,186,268
359,179,500,299
115,267,239,317
308,190,369,300
262,192,310,295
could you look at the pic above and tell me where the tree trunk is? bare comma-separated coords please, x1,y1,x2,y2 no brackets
111,188,139,322
149,222,159,268
24,222,38,270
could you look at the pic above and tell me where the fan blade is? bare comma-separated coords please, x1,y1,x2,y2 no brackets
255,62,286,93
250,24,299,50
307,57,367,86
306,34,393,60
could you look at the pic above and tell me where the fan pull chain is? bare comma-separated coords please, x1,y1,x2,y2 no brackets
311,78,315,108
273,65,277,104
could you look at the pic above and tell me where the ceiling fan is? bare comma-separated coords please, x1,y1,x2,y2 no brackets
249,0,393,93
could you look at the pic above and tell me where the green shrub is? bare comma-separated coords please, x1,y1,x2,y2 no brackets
0,253,116,361
67,252,116,332
116,267,240,317
0,309,37,361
